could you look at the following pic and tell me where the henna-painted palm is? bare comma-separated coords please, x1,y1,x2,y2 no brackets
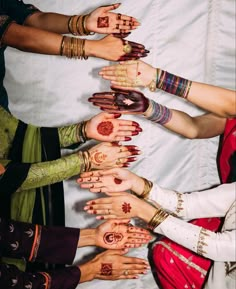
89,87,149,114
86,4,140,35
86,112,142,142
77,168,141,194
96,219,151,249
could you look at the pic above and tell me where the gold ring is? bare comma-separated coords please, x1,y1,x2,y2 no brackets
124,270,129,276
119,147,123,153
108,209,111,214
116,159,122,165
123,43,132,54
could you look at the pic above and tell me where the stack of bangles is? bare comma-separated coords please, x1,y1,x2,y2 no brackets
68,14,92,36
147,69,192,99
144,99,172,125
78,151,91,172
77,121,89,143
132,177,153,199
148,207,169,230
60,36,88,59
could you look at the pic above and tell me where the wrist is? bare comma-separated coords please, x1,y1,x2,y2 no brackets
130,175,145,195
78,228,96,247
78,262,95,283
84,39,97,57
138,201,157,223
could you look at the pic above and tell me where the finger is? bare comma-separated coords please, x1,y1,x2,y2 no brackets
122,257,149,266
91,92,115,99
110,83,136,90
79,171,102,178
102,3,121,12
96,214,118,220
86,198,112,205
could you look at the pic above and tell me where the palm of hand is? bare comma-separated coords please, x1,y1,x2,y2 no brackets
96,222,128,249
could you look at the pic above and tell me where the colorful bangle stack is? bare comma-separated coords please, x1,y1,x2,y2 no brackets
144,99,172,125
148,207,169,230
139,177,153,199
60,36,88,59
68,14,92,36
156,68,192,98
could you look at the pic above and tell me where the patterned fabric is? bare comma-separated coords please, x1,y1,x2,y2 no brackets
0,217,81,288
152,119,236,288
0,0,39,110
153,218,222,289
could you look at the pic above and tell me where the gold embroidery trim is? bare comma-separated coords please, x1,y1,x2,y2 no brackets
197,227,210,256
155,241,208,276
176,192,184,214
29,225,42,262
39,272,52,289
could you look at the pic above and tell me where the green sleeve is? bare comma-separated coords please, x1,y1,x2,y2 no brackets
58,122,87,148
0,107,19,158
20,152,86,191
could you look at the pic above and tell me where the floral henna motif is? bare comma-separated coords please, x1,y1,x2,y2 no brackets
97,121,114,136
122,202,131,214
101,263,112,276
114,178,122,184
90,150,107,166
97,16,109,28
103,232,124,244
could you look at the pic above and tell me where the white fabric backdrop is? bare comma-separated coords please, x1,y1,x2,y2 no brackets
4,0,235,288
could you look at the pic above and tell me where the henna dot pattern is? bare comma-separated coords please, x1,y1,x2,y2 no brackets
97,121,114,136
122,202,132,214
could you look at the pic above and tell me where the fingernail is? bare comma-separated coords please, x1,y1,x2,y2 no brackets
145,49,150,53
132,121,140,127
131,131,138,136
136,127,142,132
125,136,131,141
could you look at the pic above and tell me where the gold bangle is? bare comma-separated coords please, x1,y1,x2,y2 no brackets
139,177,153,199
148,207,169,230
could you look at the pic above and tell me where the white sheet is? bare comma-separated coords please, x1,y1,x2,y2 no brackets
4,1,236,288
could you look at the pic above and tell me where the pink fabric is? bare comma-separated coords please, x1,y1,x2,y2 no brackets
153,218,221,289
219,118,236,183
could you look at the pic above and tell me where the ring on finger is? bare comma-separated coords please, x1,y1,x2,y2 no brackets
124,270,129,276
116,23,119,29
108,209,111,214
116,158,122,165
117,13,121,20
123,43,132,54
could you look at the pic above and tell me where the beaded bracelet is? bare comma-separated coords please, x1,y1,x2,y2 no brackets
60,36,88,60
148,207,169,230
156,68,192,98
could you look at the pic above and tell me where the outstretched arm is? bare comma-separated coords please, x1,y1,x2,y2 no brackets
99,60,236,117
90,88,226,139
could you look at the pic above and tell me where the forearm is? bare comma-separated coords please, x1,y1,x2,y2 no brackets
58,121,87,148
78,229,96,247
144,99,226,138
3,22,62,55
20,153,86,191
25,12,70,34
149,183,235,219
155,216,235,261
155,68,236,118
188,81,236,118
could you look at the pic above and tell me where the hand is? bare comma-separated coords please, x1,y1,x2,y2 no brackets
79,249,150,282
85,112,142,142
95,219,152,249
89,87,149,114
88,142,141,169
84,192,156,220
0,163,5,175
85,34,149,62
99,60,156,89
86,3,140,35
77,167,144,195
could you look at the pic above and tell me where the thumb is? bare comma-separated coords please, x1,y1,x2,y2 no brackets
102,3,121,13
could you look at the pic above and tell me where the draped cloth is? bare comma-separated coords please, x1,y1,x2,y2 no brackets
152,118,236,289
1,121,64,271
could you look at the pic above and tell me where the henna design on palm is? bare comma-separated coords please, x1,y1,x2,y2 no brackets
103,232,124,244
97,16,109,28
97,121,114,136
